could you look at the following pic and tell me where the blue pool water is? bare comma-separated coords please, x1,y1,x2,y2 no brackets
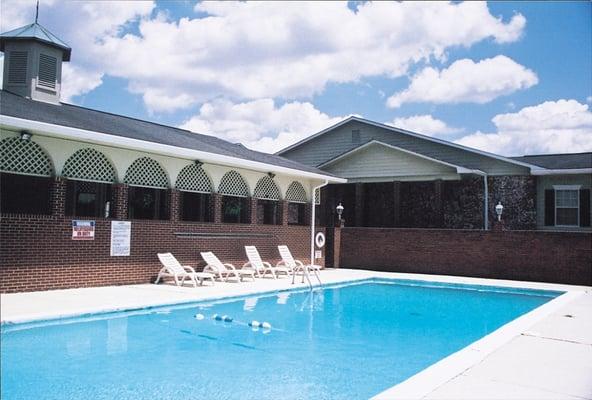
1,279,560,400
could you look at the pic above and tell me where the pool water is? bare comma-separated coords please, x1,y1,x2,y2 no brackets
1,280,560,400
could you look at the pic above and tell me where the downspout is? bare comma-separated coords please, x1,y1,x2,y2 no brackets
310,180,329,266
470,170,489,230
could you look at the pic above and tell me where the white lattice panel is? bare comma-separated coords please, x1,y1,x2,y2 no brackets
175,163,213,193
61,148,116,183
124,157,169,188
254,175,281,200
0,137,53,177
315,188,321,205
285,181,307,203
218,170,249,197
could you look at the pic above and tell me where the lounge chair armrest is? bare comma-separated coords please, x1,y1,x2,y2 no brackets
262,261,273,268
182,265,197,274
203,264,220,273
294,260,305,267
223,263,237,271
242,261,255,269
276,260,288,268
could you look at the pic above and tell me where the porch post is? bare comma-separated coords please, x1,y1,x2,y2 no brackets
393,181,401,227
355,183,364,227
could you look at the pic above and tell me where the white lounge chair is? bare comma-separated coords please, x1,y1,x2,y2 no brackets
277,245,321,273
155,253,215,287
201,251,256,282
243,246,290,279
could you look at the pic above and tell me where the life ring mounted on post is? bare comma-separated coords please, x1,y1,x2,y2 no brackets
315,232,326,248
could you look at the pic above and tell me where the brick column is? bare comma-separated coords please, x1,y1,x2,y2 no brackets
170,189,180,222
354,183,364,227
434,179,443,228
281,200,289,225
333,226,341,269
393,181,401,227
114,184,129,220
212,193,222,223
50,177,66,217
249,197,258,224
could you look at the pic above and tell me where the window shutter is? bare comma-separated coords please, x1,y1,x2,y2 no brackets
544,189,555,226
8,51,28,84
38,54,57,89
580,189,591,227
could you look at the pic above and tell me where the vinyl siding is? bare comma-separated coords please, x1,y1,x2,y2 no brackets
281,120,530,176
323,142,457,179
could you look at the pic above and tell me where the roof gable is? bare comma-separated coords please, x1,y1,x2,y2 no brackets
278,116,537,175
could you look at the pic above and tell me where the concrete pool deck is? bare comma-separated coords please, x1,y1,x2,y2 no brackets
1,269,591,399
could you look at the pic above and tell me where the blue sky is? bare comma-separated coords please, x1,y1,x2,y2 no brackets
1,1,591,156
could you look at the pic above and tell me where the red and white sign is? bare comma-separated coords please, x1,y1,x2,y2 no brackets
72,220,95,240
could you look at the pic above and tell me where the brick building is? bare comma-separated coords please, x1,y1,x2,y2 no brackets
0,22,344,293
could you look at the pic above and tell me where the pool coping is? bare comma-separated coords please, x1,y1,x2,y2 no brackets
1,269,590,399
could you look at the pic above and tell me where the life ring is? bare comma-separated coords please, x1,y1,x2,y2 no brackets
315,232,326,248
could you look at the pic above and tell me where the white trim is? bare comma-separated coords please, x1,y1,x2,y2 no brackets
552,185,582,190
0,115,346,184
533,168,592,175
318,140,473,174
278,116,542,171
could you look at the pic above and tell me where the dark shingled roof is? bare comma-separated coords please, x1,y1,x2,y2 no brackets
0,90,335,177
511,153,592,170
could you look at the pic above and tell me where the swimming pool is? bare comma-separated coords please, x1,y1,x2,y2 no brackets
1,279,561,399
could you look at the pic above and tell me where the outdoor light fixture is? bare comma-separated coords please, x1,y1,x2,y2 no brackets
495,201,504,221
336,202,344,220
267,172,276,179
20,131,32,141
194,160,203,167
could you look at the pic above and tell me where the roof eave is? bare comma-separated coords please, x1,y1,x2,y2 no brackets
531,168,592,176
1,115,346,183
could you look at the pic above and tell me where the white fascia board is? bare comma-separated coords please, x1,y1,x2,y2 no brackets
1,115,346,183
532,168,592,175
318,139,473,174
279,116,542,172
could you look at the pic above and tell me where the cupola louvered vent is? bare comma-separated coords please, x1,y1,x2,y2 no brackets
38,54,57,89
8,51,28,84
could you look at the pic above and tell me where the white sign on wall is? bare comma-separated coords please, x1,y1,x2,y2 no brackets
315,250,322,259
110,221,131,257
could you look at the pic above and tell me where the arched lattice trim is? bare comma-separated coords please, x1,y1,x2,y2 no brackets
218,170,249,197
314,188,321,205
0,137,53,177
62,148,116,183
254,175,281,201
124,157,169,189
285,181,308,203
175,163,213,193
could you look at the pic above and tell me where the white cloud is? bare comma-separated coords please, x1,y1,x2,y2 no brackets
386,115,462,137
180,99,348,153
2,1,526,112
387,55,538,108
456,99,592,155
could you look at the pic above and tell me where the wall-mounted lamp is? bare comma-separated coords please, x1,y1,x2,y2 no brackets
495,201,504,221
336,202,344,221
267,172,276,179
20,131,32,141
194,160,203,167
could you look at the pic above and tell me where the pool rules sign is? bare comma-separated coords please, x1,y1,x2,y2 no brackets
110,221,131,256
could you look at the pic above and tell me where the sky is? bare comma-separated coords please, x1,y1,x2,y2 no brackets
1,1,591,157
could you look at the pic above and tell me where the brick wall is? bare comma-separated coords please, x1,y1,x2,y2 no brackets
340,227,592,285
0,215,324,293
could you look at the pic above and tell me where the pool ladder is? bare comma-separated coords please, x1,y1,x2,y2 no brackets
292,264,322,290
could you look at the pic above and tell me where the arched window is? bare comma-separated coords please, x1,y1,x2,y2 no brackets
218,170,250,223
0,136,53,214
285,181,308,225
62,148,116,218
175,163,213,222
254,175,281,225
124,157,169,220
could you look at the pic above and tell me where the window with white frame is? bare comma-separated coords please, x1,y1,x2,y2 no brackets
555,186,580,226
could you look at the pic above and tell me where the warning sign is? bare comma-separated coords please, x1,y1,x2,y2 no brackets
72,220,95,240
